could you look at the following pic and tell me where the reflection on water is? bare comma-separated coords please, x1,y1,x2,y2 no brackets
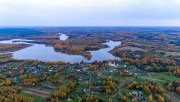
0,34,121,63
89,41,120,62
59,33,68,40
0,39,33,44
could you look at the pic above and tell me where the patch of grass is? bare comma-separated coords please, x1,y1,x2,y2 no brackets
20,92,46,102
163,54,169,58
152,73,179,82
141,73,180,87
39,81,56,89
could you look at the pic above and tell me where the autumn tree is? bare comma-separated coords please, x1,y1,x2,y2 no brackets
148,94,153,102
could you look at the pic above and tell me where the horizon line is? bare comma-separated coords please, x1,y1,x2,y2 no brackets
0,25,180,28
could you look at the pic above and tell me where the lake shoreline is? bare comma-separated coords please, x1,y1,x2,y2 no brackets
0,33,121,63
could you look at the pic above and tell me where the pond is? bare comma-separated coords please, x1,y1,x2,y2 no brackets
0,34,121,63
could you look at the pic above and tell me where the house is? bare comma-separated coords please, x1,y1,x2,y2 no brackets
52,68,58,72
83,89,87,92
85,80,89,84
33,68,40,74
124,70,129,73
108,62,118,68
129,92,132,96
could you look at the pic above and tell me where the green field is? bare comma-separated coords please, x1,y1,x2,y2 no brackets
20,92,46,102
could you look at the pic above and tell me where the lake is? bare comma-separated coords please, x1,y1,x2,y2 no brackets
0,34,121,63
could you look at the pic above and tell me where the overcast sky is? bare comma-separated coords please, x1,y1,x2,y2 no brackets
0,0,180,26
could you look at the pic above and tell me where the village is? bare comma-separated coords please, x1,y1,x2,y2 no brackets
0,55,179,102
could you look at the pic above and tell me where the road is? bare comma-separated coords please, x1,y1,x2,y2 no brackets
110,77,131,99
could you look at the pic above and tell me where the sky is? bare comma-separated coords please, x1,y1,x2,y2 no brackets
0,0,180,26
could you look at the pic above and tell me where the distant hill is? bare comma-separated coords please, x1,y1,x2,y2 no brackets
0,27,180,37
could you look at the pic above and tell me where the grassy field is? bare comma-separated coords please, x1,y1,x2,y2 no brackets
20,92,46,102
141,72,180,87
149,73,179,82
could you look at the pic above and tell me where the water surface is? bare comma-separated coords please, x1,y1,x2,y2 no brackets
0,34,121,63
